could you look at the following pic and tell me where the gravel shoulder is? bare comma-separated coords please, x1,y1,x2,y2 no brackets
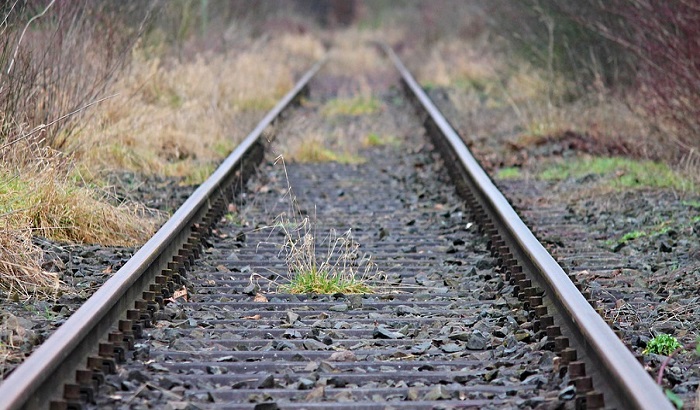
0,173,196,379
427,87,700,407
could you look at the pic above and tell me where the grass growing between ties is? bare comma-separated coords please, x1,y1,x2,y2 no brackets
363,133,399,148
279,225,374,295
270,157,375,295
321,96,381,117
289,139,365,165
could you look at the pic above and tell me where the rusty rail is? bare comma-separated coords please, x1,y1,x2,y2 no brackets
0,58,325,410
381,43,672,410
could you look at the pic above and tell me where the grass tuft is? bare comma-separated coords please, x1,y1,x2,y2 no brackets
321,96,381,117
271,157,375,295
363,133,399,148
495,167,522,179
279,227,374,295
289,139,364,164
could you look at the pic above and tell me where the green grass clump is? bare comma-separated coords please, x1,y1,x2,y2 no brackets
321,96,381,117
681,200,700,209
282,266,373,294
495,167,522,179
619,230,646,243
279,223,375,295
644,333,682,356
291,140,364,164
538,157,696,192
363,133,399,147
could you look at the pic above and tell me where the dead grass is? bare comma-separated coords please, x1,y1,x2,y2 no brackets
409,37,672,177
74,33,324,183
1,148,156,245
0,217,58,300
0,143,156,298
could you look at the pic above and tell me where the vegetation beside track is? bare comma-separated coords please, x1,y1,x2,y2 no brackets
1,6,699,404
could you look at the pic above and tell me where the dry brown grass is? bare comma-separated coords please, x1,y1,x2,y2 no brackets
0,218,58,300
408,37,659,165
74,34,324,183
0,16,324,298
0,143,156,298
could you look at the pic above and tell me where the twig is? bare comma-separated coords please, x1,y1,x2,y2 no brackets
0,1,20,29
0,93,119,151
7,0,56,75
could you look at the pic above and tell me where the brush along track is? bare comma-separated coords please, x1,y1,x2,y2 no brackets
0,46,673,410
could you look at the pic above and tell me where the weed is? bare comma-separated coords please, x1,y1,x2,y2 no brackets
223,212,242,226
270,156,376,295
665,389,683,409
619,230,646,244
321,96,381,117
363,133,399,148
289,139,364,164
279,225,374,295
682,200,700,209
644,333,682,356
495,167,522,179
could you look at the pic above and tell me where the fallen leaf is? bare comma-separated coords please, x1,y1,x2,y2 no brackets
253,293,268,303
102,266,113,274
173,286,188,301
243,314,261,320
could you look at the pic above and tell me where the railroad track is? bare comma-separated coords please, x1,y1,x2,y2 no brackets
0,45,672,410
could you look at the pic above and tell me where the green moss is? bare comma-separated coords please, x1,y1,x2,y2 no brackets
538,157,696,192
495,167,522,179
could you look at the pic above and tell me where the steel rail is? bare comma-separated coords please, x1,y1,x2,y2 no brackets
0,58,325,410
381,43,672,410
